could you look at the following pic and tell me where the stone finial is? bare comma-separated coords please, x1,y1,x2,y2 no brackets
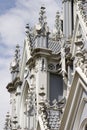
25,23,34,51
25,24,30,37
52,11,62,40
55,11,61,35
10,44,20,81
35,5,49,35
25,24,32,39
10,44,20,70
39,5,46,26
75,41,84,68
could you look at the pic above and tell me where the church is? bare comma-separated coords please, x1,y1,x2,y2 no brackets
4,0,87,130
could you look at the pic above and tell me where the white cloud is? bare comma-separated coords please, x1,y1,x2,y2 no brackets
0,0,62,129
0,0,61,46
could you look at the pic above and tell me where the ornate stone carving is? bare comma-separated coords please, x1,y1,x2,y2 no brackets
48,63,55,71
75,40,84,68
52,11,62,40
12,114,18,130
78,1,87,26
35,5,49,36
10,44,20,82
4,112,12,130
39,87,66,130
83,51,87,77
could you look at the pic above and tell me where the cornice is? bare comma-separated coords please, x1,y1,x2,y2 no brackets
26,48,61,69
31,48,61,60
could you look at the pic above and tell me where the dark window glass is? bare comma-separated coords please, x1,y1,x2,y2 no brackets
61,20,63,32
50,73,63,105
70,64,73,84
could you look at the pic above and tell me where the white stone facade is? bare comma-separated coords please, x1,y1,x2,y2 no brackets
4,1,87,130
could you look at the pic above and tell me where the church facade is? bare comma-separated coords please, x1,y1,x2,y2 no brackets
4,0,87,130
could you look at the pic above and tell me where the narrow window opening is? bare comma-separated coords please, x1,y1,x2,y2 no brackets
61,20,63,32
49,73,63,105
42,59,44,70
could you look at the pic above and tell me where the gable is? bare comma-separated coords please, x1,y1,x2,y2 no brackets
72,91,87,130
71,13,87,57
59,67,87,130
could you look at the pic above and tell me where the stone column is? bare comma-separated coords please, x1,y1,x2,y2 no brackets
63,0,73,39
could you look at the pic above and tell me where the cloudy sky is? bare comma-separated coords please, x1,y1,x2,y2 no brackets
0,0,62,129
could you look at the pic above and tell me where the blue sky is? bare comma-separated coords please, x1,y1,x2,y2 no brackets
0,0,62,129
0,0,16,14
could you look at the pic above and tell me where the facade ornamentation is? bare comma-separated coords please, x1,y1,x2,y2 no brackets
5,1,87,130
52,11,62,40
78,0,87,26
